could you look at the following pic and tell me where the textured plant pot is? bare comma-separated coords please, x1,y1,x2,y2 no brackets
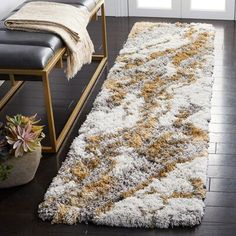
0,146,42,188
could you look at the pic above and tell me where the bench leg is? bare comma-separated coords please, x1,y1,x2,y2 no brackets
55,2,108,151
101,2,108,58
92,2,108,61
42,73,57,153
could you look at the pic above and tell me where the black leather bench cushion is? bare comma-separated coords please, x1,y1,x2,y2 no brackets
0,31,63,52
0,29,64,69
0,0,98,71
0,44,54,69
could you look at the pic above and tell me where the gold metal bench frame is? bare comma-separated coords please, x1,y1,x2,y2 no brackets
0,0,108,153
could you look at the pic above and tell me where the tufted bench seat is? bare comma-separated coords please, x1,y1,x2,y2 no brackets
0,0,108,152
0,31,63,70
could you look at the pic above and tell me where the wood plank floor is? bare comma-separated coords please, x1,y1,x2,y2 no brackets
0,17,236,236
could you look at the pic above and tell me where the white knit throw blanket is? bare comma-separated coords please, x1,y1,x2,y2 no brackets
5,1,95,80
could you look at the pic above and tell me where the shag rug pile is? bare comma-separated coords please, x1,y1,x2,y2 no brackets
39,22,215,228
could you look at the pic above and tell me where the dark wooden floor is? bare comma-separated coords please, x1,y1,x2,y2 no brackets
0,16,236,236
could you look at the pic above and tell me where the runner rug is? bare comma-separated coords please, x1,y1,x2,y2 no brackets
39,22,215,228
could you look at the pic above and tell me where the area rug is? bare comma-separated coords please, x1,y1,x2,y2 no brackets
38,22,215,228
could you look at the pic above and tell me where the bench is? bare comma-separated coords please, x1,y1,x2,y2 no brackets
0,0,108,153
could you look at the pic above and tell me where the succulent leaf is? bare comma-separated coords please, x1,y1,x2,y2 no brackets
5,114,44,157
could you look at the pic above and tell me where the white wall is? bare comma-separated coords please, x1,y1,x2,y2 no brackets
0,0,25,20
105,0,128,16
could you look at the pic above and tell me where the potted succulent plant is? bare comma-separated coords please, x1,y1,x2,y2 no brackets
0,114,44,188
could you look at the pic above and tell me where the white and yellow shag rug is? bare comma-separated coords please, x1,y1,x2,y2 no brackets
39,22,215,228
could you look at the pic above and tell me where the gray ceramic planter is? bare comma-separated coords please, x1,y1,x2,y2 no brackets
0,146,42,188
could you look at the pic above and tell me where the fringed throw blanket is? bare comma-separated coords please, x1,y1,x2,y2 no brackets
38,22,215,228
5,1,94,80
